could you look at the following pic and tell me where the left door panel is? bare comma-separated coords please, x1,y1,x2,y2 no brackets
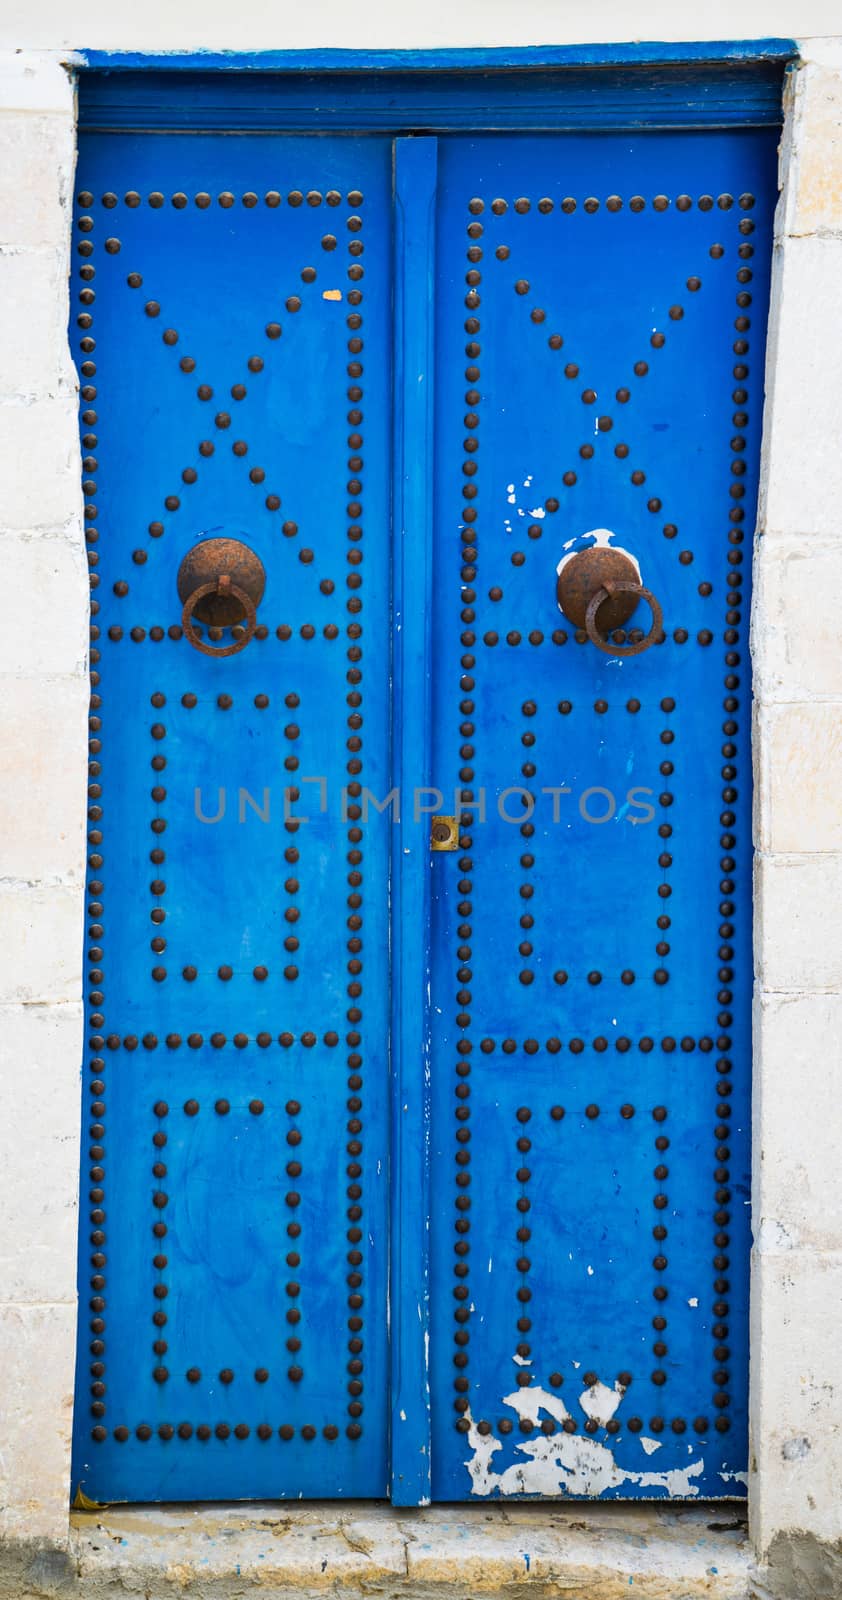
73,134,393,1502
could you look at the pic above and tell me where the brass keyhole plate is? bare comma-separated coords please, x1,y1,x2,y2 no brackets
431,816,459,851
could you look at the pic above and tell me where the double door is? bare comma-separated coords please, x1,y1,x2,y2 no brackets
72,119,774,1504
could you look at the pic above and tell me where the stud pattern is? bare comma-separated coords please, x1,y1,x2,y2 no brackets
73,161,389,1491
429,167,767,1496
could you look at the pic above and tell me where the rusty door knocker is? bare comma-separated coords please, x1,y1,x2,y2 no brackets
556,541,663,657
177,538,266,657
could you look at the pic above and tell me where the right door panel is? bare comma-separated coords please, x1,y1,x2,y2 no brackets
428,130,776,1500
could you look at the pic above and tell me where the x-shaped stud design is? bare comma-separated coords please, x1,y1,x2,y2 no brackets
108,255,335,586
500,246,725,561
481,210,752,597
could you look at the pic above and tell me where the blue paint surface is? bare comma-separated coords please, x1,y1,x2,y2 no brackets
71,108,774,1507
427,128,774,1500
389,136,438,1507
77,64,786,133
72,133,393,1502
75,40,797,71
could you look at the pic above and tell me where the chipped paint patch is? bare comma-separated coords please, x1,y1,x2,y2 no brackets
464,1386,703,1499
556,527,643,586
322,289,342,300
579,1379,625,1426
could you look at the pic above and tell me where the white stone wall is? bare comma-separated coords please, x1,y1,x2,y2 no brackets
0,0,839,51
0,53,87,1544
750,37,842,1569
1,17,842,1580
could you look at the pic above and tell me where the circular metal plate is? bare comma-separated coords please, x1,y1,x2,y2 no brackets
556,546,642,631
177,537,266,627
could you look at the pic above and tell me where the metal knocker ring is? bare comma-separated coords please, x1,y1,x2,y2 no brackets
585,579,664,657
182,577,257,658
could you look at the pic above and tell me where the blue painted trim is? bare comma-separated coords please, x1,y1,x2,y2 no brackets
77,65,787,133
389,135,437,1508
73,40,798,72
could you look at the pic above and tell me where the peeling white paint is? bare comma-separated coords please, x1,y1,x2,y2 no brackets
465,1408,703,1499
579,1379,625,1426
503,1384,571,1428
641,1436,663,1456
464,1385,703,1499
556,528,643,585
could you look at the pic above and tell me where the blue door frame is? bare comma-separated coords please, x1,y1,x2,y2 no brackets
73,46,792,1509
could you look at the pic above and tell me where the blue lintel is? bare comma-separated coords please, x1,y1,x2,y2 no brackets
71,40,799,74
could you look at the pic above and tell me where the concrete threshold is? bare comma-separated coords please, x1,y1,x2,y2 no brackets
8,1501,751,1599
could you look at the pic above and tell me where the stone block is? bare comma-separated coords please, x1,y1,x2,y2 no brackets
0,114,73,250
781,59,842,237
753,991,842,1251
755,852,842,991
750,1249,842,1557
0,1302,76,1544
0,398,81,531
753,537,842,703
0,674,87,884
0,53,74,116
0,886,83,1003
760,237,842,539
0,248,75,397
0,535,87,677
757,702,842,854
0,1002,81,1302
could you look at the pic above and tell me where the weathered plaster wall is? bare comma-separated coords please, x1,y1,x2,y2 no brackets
0,51,86,1544
0,0,840,52
750,35,842,1593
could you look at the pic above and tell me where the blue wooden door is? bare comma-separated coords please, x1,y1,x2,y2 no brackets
73,134,394,1501
72,117,774,1506
428,130,774,1499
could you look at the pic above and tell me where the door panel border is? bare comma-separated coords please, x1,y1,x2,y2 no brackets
390,134,437,1506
